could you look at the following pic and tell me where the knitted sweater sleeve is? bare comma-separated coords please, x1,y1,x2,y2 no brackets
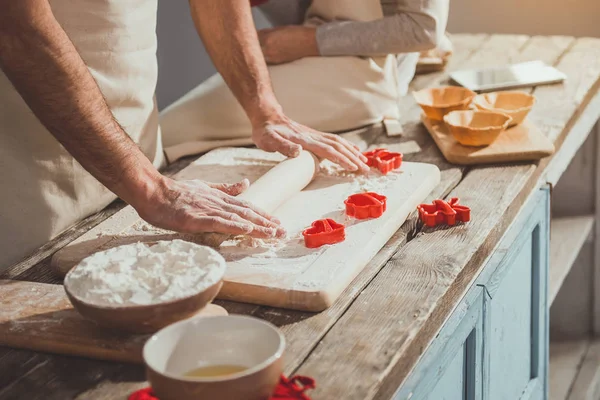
316,0,449,57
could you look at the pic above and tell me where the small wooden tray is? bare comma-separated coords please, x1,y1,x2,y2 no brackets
421,115,555,165
0,280,227,363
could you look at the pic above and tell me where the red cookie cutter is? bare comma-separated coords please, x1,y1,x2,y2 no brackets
344,192,387,219
363,148,403,175
302,219,345,248
128,375,316,400
417,197,471,227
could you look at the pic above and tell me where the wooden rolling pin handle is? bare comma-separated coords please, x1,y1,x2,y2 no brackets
198,151,320,248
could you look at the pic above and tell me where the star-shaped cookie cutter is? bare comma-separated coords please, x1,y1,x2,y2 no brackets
363,148,403,175
417,197,471,227
344,192,387,219
302,219,346,248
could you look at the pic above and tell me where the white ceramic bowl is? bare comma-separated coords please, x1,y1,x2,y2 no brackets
143,315,285,400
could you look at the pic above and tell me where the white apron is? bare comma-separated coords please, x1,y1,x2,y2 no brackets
160,0,401,162
0,0,164,268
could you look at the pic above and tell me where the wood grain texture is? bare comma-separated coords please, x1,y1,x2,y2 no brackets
529,38,600,146
0,122,392,400
568,339,600,400
295,35,589,399
549,216,594,304
0,280,225,364
392,286,485,400
542,92,600,188
1,35,599,400
295,163,539,399
422,116,555,165
550,339,589,400
51,148,440,311
0,115,460,398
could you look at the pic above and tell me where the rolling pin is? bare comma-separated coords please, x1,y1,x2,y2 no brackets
50,150,320,277
198,150,320,248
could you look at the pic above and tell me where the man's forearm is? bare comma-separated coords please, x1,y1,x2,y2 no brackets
189,0,281,126
0,1,160,206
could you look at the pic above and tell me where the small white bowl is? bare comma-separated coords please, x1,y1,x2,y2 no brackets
144,315,285,400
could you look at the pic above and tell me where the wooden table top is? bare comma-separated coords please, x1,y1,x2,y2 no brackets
2,34,600,400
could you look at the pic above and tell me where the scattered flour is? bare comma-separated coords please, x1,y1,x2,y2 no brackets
216,159,409,275
65,240,226,307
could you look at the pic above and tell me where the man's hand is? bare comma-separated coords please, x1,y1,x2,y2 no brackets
134,177,286,238
258,26,319,65
252,114,370,173
190,0,368,173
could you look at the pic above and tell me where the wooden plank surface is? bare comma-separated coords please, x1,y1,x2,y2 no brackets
296,162,539,399
50,149,441,312
550,216,594,304
0,35,491,400
295,35,598,399
0,280,147,364
1,34,599,400
0,280,221,364
550,339,589,400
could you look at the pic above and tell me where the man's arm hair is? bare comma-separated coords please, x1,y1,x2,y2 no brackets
0,0,161,206
189,0,283,127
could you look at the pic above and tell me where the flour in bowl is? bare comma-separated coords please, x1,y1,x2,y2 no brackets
65,240,226,307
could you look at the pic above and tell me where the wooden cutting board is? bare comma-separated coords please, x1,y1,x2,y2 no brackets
51,148,440,312
422,115,555,165
0,280,226,363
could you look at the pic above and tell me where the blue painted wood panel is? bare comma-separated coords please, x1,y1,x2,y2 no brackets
392,289,484,400
483,189,549,400
488,233,534,400
430,342,466,399
395,187,550,400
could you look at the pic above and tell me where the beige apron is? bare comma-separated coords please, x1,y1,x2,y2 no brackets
160,0,400,162
0,0,164,268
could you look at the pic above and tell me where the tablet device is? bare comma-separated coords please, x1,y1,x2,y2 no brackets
449,60,566,92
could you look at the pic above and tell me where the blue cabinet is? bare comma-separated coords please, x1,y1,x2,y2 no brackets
394,187,550,400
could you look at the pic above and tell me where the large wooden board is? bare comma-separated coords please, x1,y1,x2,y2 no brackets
51,148,440,312
294,35,584,399
422,115,555,165
0,280,225,364
4,35,598,400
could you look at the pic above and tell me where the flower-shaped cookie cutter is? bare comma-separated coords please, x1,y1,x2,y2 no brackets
302,219,346,248
363,148,403,175
344,192,387,219
417,197,471,227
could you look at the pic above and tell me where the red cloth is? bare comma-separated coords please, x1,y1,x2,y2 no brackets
272,375,315,399
128,388,156,400
250,0,269,6
128,375,315,400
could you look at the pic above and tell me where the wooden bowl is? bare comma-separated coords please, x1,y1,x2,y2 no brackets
144,315,285,400
443,110,512,147
413,86,476,121
64,240,226,334
474,91,535,126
